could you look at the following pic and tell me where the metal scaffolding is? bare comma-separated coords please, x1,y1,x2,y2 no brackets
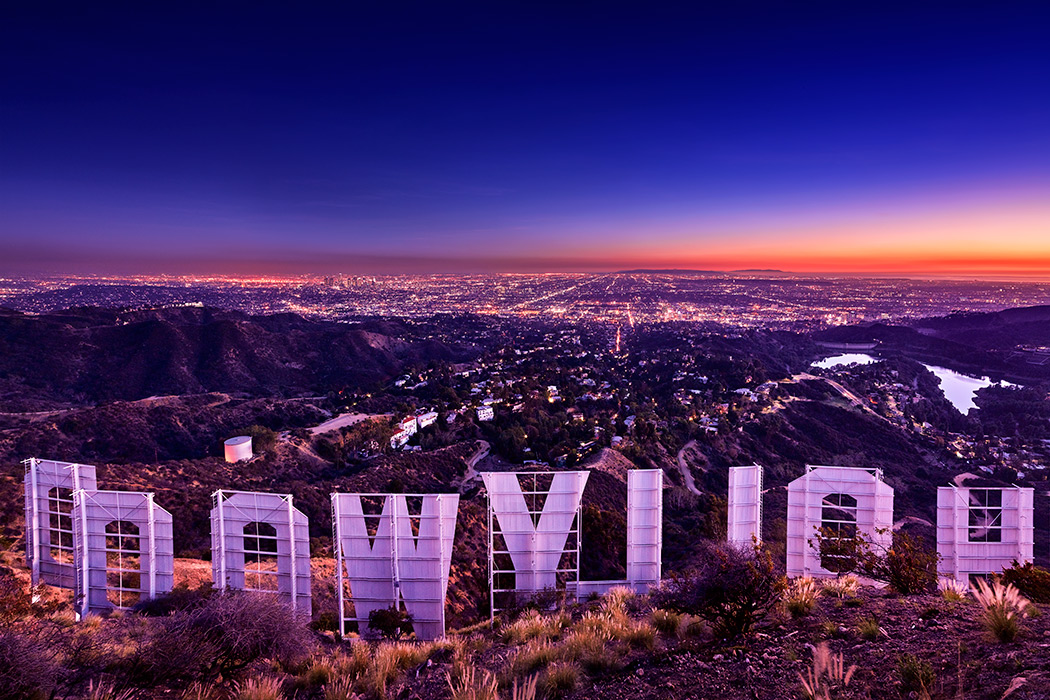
728,463,764,547
786,465,894,578
72,489,173,618
211,490,311,615
331,492,459,641
23,458,98,588
482,471,588,618
937,486,1034,581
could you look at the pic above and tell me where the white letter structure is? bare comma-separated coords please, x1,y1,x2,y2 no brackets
727,464,764,547
211,490,312,615
786,465,894,578
483,471,588,615
72,489,174,618
571,468,663,598
626,468,663,591
23,458,98,588
937,485,1034,581
331,493,459,641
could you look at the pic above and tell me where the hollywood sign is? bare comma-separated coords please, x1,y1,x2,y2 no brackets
728,464,1035,580
22,458,662,639
24,456,1034,637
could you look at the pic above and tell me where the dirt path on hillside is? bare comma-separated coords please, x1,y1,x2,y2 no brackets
676,440,702,496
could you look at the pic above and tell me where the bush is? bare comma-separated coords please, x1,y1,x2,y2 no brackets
368,606,414,639
814,528,937,594
127,591,314,686
134,581,216,616
1000,561,1050,604
0,630,61,700
650,542,785,638
0,571,61,624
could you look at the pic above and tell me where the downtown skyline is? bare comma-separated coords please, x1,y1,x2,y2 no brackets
2,2,1049,278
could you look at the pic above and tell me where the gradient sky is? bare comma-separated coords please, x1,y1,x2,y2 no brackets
2,2,1049,276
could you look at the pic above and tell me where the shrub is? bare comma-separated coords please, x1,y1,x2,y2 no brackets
649,542,785,638
785,577,821,618
972,578,1029,643
368,606,414,639
0,629,61,700
798,642,855,700
134,582,216,616
897,654,935,700
127,591,313,687
821,574,859,599
0,571,61,624
1000,561,1050,604
814,528,937,594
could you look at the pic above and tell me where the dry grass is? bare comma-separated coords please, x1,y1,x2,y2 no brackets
650,608,683,636
507,674,538,700
447,665,499,700
502,610,570,644
856,615,882,641
601,585,636,616
233,676,285,700
84,680,138,700
798,642,856,700
334,642,372,678
510,640,557,676
785,576,821,617
323,677,360,700
541,662,579,698
972,578,1030,642
821,574,859,599
937,576,970,602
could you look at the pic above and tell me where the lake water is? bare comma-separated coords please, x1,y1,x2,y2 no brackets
811,353,1014,414
921,364,1015,415
812,353,878,369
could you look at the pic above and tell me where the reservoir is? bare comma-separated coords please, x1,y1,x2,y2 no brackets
812,353,877,369
812,354,1015,414
920,364,1014,415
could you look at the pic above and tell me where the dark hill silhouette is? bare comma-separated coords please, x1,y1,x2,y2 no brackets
0,306,477,408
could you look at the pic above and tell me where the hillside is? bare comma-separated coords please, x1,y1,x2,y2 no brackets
0,305,479,410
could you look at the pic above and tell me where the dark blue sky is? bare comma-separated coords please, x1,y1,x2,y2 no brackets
2,2,1049,275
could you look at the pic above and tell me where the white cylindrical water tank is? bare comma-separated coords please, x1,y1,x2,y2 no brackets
224,436,253,463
